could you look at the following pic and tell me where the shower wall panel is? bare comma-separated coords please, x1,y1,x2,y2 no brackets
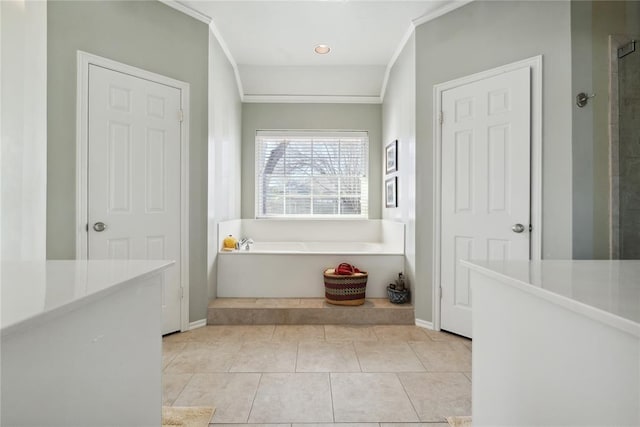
619,41,640,258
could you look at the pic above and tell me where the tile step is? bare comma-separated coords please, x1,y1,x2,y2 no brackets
207,298,415,325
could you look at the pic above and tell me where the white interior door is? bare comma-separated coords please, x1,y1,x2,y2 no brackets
440,67,531,338
87,64,182,334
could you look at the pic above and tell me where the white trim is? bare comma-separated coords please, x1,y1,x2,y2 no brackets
159,1,245,101
188,319,207,330
243,95,382,104
209,20,245,101
415,318,434,330
256,130,369,138
432,55,543,332
380,0,474,101
75,51,191,333
380,24,415,102
412,0,474,27
158,0,211,24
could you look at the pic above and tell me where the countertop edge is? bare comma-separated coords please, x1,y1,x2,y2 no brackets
462,260,640,338
1,261,174,338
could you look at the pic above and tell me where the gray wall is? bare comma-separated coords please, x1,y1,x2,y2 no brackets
382,35,417,301
414,0,573,322
571,0,596,259
571,0,640,259
47,1,209,321
207,31,243,299
241,103,383,219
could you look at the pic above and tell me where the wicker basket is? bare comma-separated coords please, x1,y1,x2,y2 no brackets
324,268,368,306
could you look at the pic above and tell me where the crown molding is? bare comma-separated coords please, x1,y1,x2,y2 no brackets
380,0,474,101
380,23,415,103
243,94,382,104
159,0,245,101
412,0,474,27
208,19,245,101
162,0,474,104
158,0,211,24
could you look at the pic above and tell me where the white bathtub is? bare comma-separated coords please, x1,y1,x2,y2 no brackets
217,220,405,298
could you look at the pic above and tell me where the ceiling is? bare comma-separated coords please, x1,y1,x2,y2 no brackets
166,0,466,102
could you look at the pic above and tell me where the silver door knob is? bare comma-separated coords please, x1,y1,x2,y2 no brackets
512,223,525,233
93,222,107,232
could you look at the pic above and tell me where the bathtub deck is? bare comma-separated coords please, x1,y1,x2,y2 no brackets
207,298,414,325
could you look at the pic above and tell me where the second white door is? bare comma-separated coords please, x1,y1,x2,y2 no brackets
440,67,532,338
87,64,183,335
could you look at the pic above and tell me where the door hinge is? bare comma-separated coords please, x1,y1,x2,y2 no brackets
439,111,444,125
86,223,89,232
529,224,533,232
439,286,443,300
180,287,184,299
178,110,184,122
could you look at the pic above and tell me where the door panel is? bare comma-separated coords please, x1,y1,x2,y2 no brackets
88,64,182,334
441,67,531,338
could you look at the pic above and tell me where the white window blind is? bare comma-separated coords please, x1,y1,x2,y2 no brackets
255,131,369,218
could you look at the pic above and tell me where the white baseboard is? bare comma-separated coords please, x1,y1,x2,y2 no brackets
188,319,207,330
415,318,434,330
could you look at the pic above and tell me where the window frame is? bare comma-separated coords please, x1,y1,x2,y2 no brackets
254,130,369,219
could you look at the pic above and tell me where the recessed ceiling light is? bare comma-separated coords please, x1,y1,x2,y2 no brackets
314,44,331,54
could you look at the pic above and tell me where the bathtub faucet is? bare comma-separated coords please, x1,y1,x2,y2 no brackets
236,238,254,251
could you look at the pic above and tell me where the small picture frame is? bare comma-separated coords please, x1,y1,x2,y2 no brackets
385,140,398,174
385,177,398,208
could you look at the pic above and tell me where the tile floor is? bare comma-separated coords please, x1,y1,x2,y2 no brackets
163,324,472,426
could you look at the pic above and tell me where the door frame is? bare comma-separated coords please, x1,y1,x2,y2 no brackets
75,51,190,332
432,55,543,331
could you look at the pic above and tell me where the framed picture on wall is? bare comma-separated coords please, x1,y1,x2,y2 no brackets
385,177,398,208
385,140,398,174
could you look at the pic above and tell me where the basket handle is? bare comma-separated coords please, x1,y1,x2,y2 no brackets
336,263,360,275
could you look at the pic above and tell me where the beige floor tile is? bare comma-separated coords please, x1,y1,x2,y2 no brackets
331,373,419,422
249,373,333,423
229,341,298,372
381,424,449,427
423,329,471,345
325,325,378,341
354,341,425,373
272,325,326,341
397,372,471,422
188,325,276,342
209,298,258,308
163,341,186,370
162,373,192,405
255,298,302,307
164,341,242,374
298,298,326,308
368,299,396,308
163,331,193,344
409,342,471,372
294,424,378,427
373,325,431,342
173,373,260,423
296,341,361,372
212,424,290,427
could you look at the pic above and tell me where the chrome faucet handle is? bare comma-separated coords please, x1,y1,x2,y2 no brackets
236,238,254,250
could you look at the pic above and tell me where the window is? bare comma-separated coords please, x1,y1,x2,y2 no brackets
255,131,369,218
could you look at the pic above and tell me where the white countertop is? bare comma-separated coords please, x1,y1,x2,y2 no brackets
462,260,640,337
1,260,174,336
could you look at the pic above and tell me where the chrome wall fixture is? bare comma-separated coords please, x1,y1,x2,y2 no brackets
576,92,595,108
